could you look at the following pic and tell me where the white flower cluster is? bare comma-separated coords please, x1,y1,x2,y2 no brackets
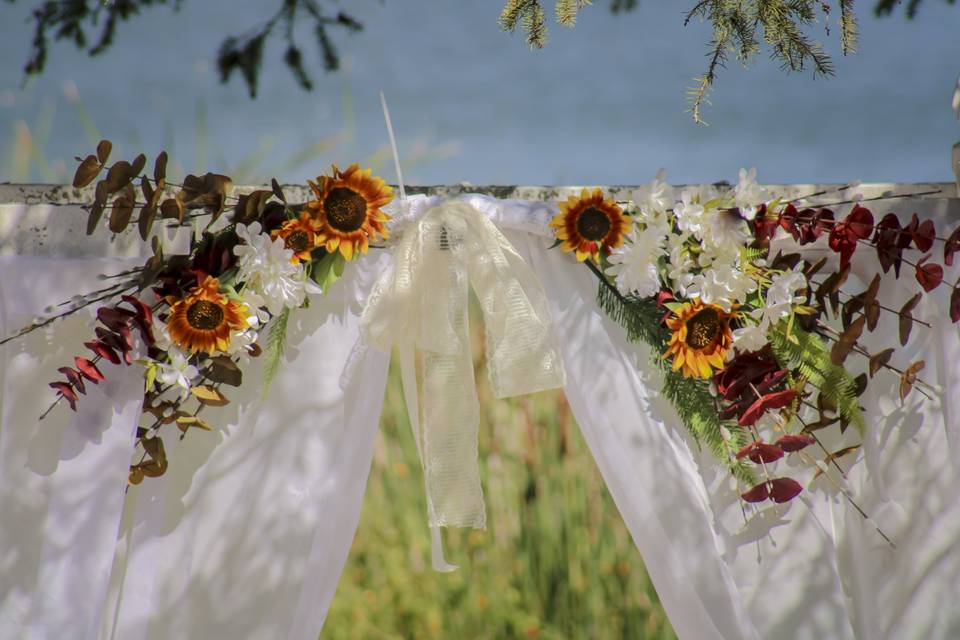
606,171,673,298
604,168,809,353
234,222,320,316
733,267,808,352
608,170,769,313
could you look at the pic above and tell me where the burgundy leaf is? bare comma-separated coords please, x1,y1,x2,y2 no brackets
769,477,803,503
735,441,785,464
874,213,903,276
57,366,86,395
738,389,799,427
97,306,135,332
121,294,154,325
915,254,944,293
829,206,874,270
741,483,770,503
900,214,919,250
910,217,936,253
951,282,960,324
85,340,121,365
945,226,960,267
49,382,78,410
749,444,785,464
752,203,780,241
736,440,763,460
75,357,106,383
775,433,816,452
119,324,135,351
847,205,875,239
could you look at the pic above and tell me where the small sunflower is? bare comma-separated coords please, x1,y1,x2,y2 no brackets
663,299,734,379
550,188,632,262
272,212,321,263
166,276,248,355
305,163,393,261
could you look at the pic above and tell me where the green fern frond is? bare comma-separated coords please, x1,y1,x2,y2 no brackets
768,321,865,434
263,307,290,397
593,268,755,485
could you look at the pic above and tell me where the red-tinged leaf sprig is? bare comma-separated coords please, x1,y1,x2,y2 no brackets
762,200,960,309
45,294,158,416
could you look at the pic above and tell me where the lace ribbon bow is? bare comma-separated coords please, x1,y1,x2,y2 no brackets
360,199,565,570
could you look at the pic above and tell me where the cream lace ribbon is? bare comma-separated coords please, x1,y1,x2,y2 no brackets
360,199,565,570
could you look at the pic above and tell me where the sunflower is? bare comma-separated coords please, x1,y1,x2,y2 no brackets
304,164,393,261
166,276,248,355
550,188,632,262
272,212,321,263
663,299,734,379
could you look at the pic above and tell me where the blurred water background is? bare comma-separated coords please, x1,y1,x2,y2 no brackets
1,1,958,186
1,2,957,637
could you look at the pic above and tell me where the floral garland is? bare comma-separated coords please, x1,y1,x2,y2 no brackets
4,142,959,525
2,140,392,483
549,170,959,520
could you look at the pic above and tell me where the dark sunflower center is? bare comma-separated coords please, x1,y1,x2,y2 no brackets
324,187,367,232
186,300,225,331
685,308,720,350
285,230,311,253
576,207,611,241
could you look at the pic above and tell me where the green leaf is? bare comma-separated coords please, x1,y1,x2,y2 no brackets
263,308,290,397
144,362,157,393
310,252,346,294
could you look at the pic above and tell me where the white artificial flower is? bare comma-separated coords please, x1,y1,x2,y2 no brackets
227,328,259,357
733,168,769,220
766,267,807,310
702,208,751,251
733,323,769,353
631,170,675,216
665,233,695,295
234,222,317,316
673,188,707,238
240,288,271,329
685,261,756,312
752,267,808,327
606,229,666,298
156,346,199,399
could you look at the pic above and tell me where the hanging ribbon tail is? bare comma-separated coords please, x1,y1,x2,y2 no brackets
360,199,565,570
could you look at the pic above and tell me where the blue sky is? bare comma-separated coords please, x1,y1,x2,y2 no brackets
1,1,957,185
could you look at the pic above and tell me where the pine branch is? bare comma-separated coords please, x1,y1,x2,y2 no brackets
839,0,859,55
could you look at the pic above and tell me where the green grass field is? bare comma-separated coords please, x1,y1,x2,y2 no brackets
325,307,676,639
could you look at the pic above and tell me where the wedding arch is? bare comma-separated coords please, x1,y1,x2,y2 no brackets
1,146,959,639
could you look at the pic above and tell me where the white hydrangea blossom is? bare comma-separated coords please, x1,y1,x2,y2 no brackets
234,222,320,316
702,208,751,252
606,229,666,298
685,259,756,312
665,233,695,295
761,267,808,323
732,323,769,353
732,167,769,221
733,266,808,353
673,188,707,238
631,170,675,216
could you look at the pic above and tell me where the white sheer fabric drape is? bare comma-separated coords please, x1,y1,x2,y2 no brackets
3,193,959,639
0,255,144,640
0,205,391,640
